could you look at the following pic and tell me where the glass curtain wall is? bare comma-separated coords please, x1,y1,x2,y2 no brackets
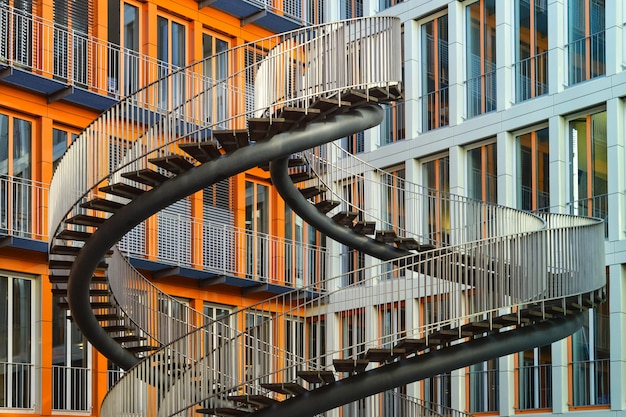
466,0,496,117
515,0,548,101
422,14,449,131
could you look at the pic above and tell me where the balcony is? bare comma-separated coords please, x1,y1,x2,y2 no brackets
0,5,168,111
198,0,311,33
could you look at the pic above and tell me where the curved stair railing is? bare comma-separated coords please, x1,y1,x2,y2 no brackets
100,210,604,417
390,392,475,417
46,14,606,417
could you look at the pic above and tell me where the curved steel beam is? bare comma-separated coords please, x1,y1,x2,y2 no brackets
252,312,585,417
270,156,414,261
68,105,384,370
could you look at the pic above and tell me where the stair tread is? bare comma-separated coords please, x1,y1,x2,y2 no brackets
364,347,406,362
178,141,222,163
260,382,308,396
314,200,340,214
100,183,145,199
332,211,358,226
353,221,376,235
297,370,335,384
332,358,369,373
197,408,249,417
299,185,326,199
228,394,279,407
375,230,397,243
121,168,169,187
65,213,106,227
80,197,125,213
213,129,250,153
149,154,195,174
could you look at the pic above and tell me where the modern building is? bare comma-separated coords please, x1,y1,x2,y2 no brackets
0,1,620,417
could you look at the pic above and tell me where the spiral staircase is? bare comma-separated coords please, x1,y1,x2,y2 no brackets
48,17,606,417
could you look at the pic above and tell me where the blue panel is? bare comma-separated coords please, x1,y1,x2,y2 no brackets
0,234,48,252
254,12,302,32
1,67,68,95
63,88,118,112
204,0,262,17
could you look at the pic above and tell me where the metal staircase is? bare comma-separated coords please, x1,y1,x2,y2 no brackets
47,16,606,417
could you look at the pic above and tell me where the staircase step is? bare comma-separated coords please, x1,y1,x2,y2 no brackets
114,334,146,343
247,117,292,141
178,141,222,163
228,394,279,407
197,408,249,417
213,129,250,153
368,85,402,101
80,197,125,213
258,157,306,171
125,345,160,354
340,89,379,106
332,211,358,226
121,168,169,187
100,183,145,200
395,237,420,251
393,338,427,355
103,324,133,333
279,106,322,123
56,229,92,242
49,245,82,256
260,382,308,396
333,359,369,374
52,288,110,297
353,221,376,235
364,348,406,362
299,185,326,199
49,274,107,284
297,370,335,384
375,230,397,243
310,97,351,114
66,214,106,227
58,301,114,310
49,259,108,271
314,200,340,214
149,154,195,174
289,171,313,183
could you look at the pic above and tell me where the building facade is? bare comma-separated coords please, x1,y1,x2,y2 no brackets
0,0,622,417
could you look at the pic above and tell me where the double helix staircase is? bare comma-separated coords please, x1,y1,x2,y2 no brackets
47,16,606,417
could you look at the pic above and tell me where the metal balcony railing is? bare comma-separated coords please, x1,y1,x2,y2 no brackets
466,69,496,117
515,50,549,102
567,193,608,237
421,86,449,131
517,363,552,410
566,31,606,86
0,362,34,409
391,392,474,417
52,365,91,412
0,175,48,241
571,358,611,406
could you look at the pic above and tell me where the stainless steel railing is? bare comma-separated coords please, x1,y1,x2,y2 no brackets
0,175,48,241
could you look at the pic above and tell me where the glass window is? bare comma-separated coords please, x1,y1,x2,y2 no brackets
516,127,549,211
53,0,91,86
52,297,91,411
466,0,497,117
380,102,405,144
423,156,450,246
569,111,608,235
121,3,140,96
422,14,449,131
570,293,610,405
424,372,451,411
340,177,364,286
515,0,549,101
157,15,187,110
567,0,605,85
246,181,270,280
340,308,366,417
0,114,32,237
245,311,272,382
340,0,363,19
203,33,230,128
469,358,499,412
284,316,304,379
517,345,552,410
307,315,326,367
379,0,402,11
0,274,35,409
203,303,235,378
467,142,497,203
52,127,78,173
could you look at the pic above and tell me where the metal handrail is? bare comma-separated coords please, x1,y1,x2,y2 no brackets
0,174,49,241
391,392,475,417
302,142,545,248
102,212,604,416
